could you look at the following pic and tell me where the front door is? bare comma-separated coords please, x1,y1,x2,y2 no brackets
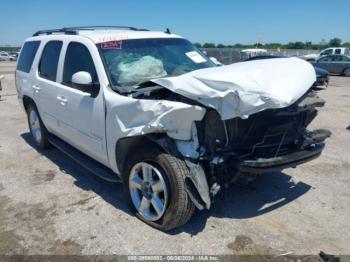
55,41,107,165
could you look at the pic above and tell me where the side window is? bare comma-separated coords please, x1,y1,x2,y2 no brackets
16,41,41,73
62,42,98,87
330,56,339,62
319,56,332,62
39,41,63,81
320,49,332,56
334,49,341,55
331,56,348,62
339,56,350,62
332,56,341,62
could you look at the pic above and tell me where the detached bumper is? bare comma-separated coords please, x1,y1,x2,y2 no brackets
238,143,325,174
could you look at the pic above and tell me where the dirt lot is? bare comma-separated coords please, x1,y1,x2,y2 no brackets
0,61,349,256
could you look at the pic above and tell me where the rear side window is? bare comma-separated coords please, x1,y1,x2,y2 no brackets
62,42,98,87
17,41,40,73
39,41,63,81
337,56,350,62
335,49,341,54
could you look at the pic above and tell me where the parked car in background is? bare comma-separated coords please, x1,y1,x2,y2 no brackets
311,55,350,77
8,52,19,61
241,48,268,59
246,55,329,86
0,52,11,61
302,47,350,61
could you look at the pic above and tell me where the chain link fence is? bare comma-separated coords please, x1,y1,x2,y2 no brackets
201,48,319,65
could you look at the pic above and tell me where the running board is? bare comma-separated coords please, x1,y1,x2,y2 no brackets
48,135,122,183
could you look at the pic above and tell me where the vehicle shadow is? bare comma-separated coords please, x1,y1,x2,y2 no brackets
171,171,311,235
21,132,132,216
21,132,311,235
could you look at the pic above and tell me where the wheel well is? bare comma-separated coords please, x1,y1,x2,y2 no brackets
23,96,34,112
115,134,177,175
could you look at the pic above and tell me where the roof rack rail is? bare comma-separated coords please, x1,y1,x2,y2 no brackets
33,26,149,36
32,28,77,36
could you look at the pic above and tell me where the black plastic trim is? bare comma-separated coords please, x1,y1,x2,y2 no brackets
238,143,325,173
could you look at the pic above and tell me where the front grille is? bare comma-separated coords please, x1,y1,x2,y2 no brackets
222,112,306,159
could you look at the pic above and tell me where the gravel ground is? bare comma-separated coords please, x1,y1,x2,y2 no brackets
0,61,349,256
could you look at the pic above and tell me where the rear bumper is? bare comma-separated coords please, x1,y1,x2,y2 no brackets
238,143,324,174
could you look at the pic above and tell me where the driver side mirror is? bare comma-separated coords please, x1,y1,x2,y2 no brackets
71,71,99,97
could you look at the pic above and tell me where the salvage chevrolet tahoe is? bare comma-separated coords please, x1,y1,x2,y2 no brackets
16,26,331,230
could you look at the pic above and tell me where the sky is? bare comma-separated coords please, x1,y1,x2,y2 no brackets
0,0,349,46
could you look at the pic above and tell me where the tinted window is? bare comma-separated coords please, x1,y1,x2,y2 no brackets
39,41,62,81
319,56,332,62
17,41,40,73
335,49,341,54
63,42,98,86
320,49,332,56
336,56,350,62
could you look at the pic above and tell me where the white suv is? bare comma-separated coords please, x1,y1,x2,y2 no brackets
16,26,330,230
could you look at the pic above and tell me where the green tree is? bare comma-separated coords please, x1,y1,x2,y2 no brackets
217,43,226,48
305,41,312,49
193,42,202,48
264,43,282,49
202,43,216,48
328,38,342,47
233,43,244,48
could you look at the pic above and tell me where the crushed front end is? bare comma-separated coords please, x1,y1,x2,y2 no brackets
195,89,331,189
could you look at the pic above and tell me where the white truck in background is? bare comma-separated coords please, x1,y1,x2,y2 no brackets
302,47,350,61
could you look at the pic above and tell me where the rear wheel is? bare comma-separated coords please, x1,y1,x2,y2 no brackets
27,103,51,149
344,68,350,77
124,147,195,231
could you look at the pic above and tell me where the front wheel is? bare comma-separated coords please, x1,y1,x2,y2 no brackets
124,147,195,231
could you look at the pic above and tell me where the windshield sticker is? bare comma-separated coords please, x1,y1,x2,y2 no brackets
185,51,207,63
101,40,122,49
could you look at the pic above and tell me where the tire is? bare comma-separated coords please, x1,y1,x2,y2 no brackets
344,68,350,77
26,103,51,149
123,146,195,231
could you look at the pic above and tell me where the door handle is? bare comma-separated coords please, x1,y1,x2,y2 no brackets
32,85,41,92
56,96,68,105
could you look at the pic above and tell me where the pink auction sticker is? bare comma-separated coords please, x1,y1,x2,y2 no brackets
101,40,122,49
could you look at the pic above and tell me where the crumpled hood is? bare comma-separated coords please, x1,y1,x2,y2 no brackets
152,57,316,120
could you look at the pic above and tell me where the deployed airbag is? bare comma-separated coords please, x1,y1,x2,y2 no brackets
152,57,316,119
118,55,167,86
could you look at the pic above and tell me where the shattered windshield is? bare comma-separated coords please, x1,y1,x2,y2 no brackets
99,38,215,92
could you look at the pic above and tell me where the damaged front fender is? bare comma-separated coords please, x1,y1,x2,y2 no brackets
104,87,206,174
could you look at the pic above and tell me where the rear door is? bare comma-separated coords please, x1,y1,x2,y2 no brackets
54,40,108,164
15,41,41,107
333,55,350,74
33,40,63,132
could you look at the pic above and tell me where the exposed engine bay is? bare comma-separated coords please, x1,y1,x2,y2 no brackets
131,84,331,208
